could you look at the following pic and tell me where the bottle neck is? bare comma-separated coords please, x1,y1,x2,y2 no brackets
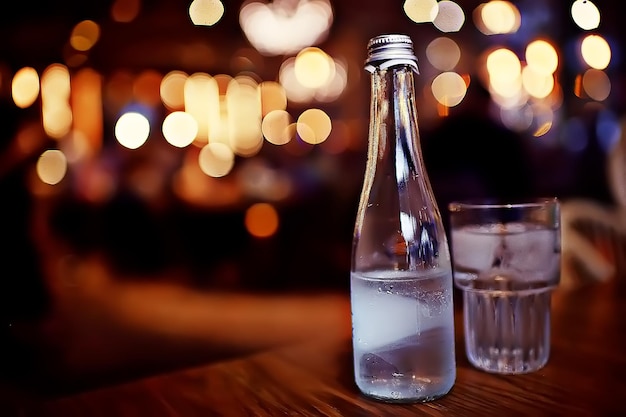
353,42,450,274
368,64,424,181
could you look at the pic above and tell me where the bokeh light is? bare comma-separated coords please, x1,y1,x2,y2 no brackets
259,81,287,116
476,1,520,35
115,112,150,149
111,0,141,23
525,40,559,76
189,0,225,26
571,0,600,30
227,78,263,157
582,69,611,101
433,1,465,33
521,66,554,99
581,34,611,70
403,0,438,23
239,0,333,56
431,72,467,107
262,110,293,145
70,20,100,51
11,67,40,109
198,142,235,177
245,202,279,238
162,111,198,148
71,68,103,157
1,0,624,237
160,70,188,110
297,109,332,144
294,47,334,89
184,72,219,143
41,64,72,139
279,58,314,103
314,58,348,102
426,37,460,71
486,48,522,99
37,149,67,185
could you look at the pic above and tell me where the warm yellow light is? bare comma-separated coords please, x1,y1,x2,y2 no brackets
41,64,71,101
526,40,559,75
245,203,279,238
71,68,103,157
262,110,292,145
184,72,219,142
162,111,198,148
279,58,313,103
226,80,263,156
160,70,188,110
521,66,554,99
198,142,234,177
403,0,438,23
426,37,460,71
431,72,467,107
294,47,334,89
259,81,287,116
37,149,67,185
115,112,150,149
41,64,72,139
315,58,347,102
480,1,520,35
11,67,39,108
571,0,600,30
487,48,521,83
485,49,524,100
433,0,465,33
42,106,73,139
297,108,332,145
581,34,611,70
70,20,101,51
239,0,333,56
189,0,224,26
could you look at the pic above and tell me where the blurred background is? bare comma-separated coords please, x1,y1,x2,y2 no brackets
0,0,624,361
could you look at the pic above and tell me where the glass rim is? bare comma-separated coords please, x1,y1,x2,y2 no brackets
448,197,559,211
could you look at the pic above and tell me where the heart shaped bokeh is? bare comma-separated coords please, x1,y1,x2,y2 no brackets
240,0,333,56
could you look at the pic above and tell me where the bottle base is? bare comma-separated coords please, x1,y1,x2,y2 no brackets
359,390,453,404
356,377,454,403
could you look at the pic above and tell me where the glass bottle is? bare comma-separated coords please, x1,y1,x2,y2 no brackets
350,34,456,403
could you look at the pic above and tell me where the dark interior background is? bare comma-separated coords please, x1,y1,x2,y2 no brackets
0,0,624,331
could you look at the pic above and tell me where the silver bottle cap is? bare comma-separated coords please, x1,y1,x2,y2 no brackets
364,34,419,73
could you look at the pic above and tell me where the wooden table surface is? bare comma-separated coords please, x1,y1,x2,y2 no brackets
3,267,626,417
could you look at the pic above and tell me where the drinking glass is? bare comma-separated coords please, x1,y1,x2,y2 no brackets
449,198,561,374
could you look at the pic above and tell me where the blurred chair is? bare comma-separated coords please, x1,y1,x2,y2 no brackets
561,130,626,288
